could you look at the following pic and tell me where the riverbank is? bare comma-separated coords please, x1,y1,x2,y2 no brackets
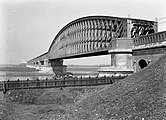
0,64,53,81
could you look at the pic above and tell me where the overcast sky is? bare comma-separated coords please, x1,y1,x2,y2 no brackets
0,0,166,65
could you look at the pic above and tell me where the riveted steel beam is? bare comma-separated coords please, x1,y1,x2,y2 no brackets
48,16,156,59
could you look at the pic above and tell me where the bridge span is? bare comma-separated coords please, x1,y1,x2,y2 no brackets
48,16,157,60
26,15,166,77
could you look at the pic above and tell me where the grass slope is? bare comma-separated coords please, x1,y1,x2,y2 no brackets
1,57,166,120
67,57,166,120
2,86,104,120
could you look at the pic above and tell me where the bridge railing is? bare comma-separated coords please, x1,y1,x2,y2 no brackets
0,76,125,93
133,31,166,47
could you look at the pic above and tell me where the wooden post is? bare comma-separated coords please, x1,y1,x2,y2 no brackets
27,79,29,90
60,76,63,90
3,81,6,94
45,78,48,87
36,78,40,88
96,78,98,84
17,79,20,89
7,79,9,90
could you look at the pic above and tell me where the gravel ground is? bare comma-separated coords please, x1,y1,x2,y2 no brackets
1,57,166,120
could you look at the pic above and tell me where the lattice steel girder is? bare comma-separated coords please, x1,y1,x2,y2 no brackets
48,16,156,59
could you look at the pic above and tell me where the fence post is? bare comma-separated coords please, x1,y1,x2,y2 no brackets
7,79,10,89
3,81,7,94
27,79,29,90
17,79,20,89
96,77,98,84
45,78,48,87
36,78,40,88
60,77,63,90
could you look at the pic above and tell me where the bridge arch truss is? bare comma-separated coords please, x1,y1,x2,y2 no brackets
48,16,156,59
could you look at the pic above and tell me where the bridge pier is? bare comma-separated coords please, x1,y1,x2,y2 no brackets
98,38,134,76
49,59,67,78
109,37,133,69
110,53,133,70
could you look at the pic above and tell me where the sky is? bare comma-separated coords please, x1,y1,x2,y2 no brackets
0,0,166,65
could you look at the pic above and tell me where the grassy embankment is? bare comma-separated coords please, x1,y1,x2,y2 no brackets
1,56,166,119
1,86,105,120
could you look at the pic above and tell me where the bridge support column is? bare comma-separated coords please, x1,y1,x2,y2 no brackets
49,59,67,78
110,53,133,70
109,37,133,69
98,38,134,76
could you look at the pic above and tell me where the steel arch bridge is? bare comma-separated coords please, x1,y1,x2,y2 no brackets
27,15,157,76
48,16,156,59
